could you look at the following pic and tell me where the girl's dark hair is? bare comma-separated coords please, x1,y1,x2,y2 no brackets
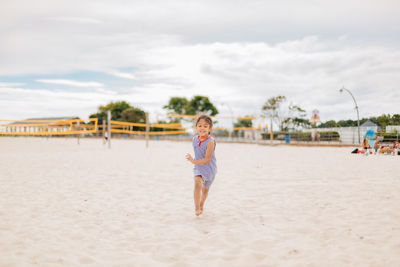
195,114,213,128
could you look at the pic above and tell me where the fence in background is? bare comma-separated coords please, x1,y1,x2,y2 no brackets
0,118,98,136
1,116,399,146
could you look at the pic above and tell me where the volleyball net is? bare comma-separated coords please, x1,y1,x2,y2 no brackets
107,121,187,135
0,114,267,136
167,114,268,132
0,119,187,136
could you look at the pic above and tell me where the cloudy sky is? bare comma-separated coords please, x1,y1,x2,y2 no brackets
1,0,400,125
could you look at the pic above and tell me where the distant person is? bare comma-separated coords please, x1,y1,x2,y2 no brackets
393,141,399,156
104,130,109,145
383,141,397,155
186,115,217,216
373,137,380,154
379,144,392,155
361,138,370,154
316,131,321,142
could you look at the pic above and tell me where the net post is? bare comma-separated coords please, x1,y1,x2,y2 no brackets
107,110,111,149
102,120,106,145
77,121,80,145
270,117,274,144
146,112,149,148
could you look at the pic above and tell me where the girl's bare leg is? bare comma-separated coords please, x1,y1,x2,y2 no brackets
200,187,209,213
194,176,203,216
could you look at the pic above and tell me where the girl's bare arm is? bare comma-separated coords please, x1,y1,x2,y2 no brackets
186,140,215,165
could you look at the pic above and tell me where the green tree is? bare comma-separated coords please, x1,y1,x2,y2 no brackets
98,101,132,120
317,113,400,131
121,107,146,123
89,112,107,125
337,119,357,127
186,96,219,116
163,96,219,119
376,114,391,130
89,101,146,125
163,97,189,115
319,120,338,128
262,95,286,131
234,117,253,128
233,117,253,137
391,114,400,125
281,104,308,131
291,117,310,129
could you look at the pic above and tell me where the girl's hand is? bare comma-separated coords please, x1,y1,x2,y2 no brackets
186,153,194,163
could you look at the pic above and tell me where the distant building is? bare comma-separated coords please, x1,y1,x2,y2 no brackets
303,120,380,145
10,117,79,125
360,119,378,131
386,125,400,132
3,117,80,135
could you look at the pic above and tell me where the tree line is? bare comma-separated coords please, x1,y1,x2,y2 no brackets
89,95,400,132
318,114,400,130
88,96,219,128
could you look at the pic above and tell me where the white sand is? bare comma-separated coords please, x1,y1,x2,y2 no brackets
0,137,399,267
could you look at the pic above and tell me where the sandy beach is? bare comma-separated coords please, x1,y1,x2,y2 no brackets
1,137,399,267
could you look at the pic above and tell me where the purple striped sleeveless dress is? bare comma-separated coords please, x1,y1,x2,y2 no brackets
193,135,217,189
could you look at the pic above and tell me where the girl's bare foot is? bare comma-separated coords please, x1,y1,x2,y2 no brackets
195,209,202,216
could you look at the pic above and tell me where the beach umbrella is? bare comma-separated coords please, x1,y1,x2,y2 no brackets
365,129,376,147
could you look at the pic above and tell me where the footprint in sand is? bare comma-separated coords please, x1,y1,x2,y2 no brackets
79,257,94,264
288,249,299,255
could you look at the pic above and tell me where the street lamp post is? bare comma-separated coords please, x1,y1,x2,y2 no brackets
339,86,361,144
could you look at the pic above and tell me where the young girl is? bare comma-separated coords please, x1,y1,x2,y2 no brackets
186,115,217,216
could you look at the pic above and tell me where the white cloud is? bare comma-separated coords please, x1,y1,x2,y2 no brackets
0,82,25,87
108,71,137,80
1,0,400,122
36,79,104,88
0,86,118,119
47,17,103,24
2,37,400,122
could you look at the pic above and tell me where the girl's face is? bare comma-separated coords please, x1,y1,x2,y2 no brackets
196,119,211,137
